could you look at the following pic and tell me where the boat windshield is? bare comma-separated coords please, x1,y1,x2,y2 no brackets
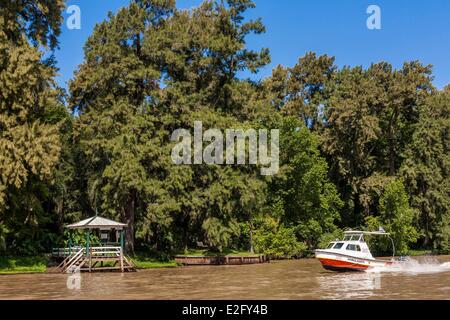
343,234,362,241
346,244,361,251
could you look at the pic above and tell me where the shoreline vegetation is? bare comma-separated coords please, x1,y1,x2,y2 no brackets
0,250,446,275
1,1,449,266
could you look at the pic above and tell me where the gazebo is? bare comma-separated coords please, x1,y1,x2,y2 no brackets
53,216,134,273
66,215,127,252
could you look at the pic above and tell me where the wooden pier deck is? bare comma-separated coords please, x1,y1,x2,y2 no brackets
175,254,269,266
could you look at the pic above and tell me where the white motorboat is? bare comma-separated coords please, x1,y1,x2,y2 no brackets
315,230,397,272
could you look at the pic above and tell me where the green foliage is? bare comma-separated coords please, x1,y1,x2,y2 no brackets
253,216,307,259
68,0,271,254
320,62,433,225
0,0,66,254
202,218,240,252
0,224,8,252
363,215,392,256
379,179,418,254
264,52,335,128
317,229,344,249
63,230,100,247
401,92,450,251
268,116,343,250
0,0,64,49
363,179,419,255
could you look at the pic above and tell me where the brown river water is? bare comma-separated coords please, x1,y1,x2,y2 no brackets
1,256,450,300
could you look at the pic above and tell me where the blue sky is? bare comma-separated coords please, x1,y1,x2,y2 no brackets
56,0,450,91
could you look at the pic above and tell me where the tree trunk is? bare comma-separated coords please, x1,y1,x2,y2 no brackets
388,111,398,176
249,213,254,254
388,139,396,176
124,190,136,254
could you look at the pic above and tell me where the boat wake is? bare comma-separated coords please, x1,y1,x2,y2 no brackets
367,257,450,274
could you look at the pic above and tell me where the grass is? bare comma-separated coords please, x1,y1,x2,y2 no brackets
133,258,179,269
407,249,436,256
131,253,180,269
0,256,48,274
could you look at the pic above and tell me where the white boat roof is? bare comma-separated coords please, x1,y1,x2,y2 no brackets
66,216,127,230
344,230,390,236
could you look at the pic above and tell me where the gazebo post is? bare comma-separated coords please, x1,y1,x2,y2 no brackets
120,228,125,272
120,229,124,252
68,231,72,255
86,229,90,256
87,229,92,272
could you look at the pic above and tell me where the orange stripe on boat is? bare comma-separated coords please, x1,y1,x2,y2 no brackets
318,258,369,270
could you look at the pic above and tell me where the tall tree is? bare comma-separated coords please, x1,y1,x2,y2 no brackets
321,62,433,226
370,62,433,176
140,0,271,252
70,0,271,253
69,0,175,253
264,52,335,129
401,92,450,250
0,0,65,253
267,116,343,251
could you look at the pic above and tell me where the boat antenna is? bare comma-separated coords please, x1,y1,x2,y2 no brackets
388,235,395,259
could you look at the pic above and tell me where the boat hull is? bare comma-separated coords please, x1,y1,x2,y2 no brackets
315,250,392,272
318,257,369,272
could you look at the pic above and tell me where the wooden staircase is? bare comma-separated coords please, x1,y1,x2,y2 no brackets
57,247,135,273
57,248,86,273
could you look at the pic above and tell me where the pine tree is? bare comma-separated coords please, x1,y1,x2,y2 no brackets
0,0,65,253
264,52,336,129
69,0,175,253
321,62,433,226
401,92,450,250
70,0,271,253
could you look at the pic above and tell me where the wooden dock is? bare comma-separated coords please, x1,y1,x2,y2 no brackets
175,255,268,266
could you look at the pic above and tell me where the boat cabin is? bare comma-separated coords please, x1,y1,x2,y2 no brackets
324,231,390,260
316,230,394,271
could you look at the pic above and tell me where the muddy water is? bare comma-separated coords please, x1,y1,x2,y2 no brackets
1,256,450,300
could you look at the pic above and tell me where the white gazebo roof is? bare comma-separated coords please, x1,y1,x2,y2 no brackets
66,216,127,230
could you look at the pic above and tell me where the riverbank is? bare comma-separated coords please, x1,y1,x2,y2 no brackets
0,256,48,274
1,250,258,274
0,255,179,274
1,249,447,275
